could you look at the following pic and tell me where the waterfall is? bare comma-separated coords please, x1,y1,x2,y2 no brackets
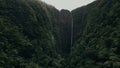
71,15,73,50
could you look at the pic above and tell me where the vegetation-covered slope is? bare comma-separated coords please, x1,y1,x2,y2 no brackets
0,0,63,68
72,1,98,44
0,0,120,68
70,0,120,68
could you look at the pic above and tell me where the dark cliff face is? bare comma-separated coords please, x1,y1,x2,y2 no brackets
48,8,72,56
59,9,72,56
1,0,120,68
71,1,98,45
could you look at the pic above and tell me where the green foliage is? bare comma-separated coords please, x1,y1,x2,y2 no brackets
71,0,120,68
0,0,63,68
0,0,119,68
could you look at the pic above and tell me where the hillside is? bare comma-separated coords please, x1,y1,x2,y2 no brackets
0,0,63,68
0,0,120,68
70,0,120,68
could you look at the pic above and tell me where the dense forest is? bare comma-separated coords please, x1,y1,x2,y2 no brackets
0,0,64,68
70,0,120,68
0,0,120,68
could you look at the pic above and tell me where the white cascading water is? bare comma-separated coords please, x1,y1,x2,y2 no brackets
71,16,73,51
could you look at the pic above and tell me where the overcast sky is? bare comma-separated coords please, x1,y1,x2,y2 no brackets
41,0,95,11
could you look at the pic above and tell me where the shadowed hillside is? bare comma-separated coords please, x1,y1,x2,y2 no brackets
0,0,120,68
70,0,120,68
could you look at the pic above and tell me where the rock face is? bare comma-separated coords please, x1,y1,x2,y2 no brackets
1,0,120,68
49,8,73,56
71,1,98,45
59,9,73,56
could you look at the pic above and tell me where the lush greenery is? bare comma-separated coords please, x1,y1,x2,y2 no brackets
0,0,120,68
0,0,63,68
70,0,120,68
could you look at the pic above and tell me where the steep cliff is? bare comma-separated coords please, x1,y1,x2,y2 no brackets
47,7,72,56
0,0,120,68
72,1,98,45
0,0,73,67
70,0,120,68
58,9,72,56
0,0,63,67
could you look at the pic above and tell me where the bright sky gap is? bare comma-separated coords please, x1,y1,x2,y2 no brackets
41,0,95,11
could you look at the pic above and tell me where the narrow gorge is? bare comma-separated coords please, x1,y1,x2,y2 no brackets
0,0,120,68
